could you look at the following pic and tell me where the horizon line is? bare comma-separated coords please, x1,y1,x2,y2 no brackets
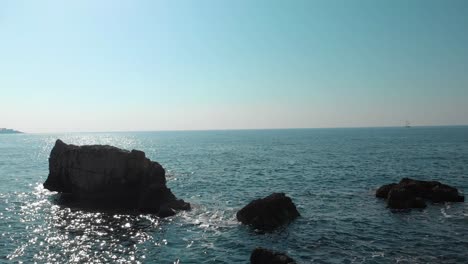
13,124,468,134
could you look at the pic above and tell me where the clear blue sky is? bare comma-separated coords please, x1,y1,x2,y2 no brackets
1,0,467,133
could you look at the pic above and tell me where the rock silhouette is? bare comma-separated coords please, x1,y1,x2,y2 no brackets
376,178,464,209
44,139,190,217
237,193,300,231
250,247,296,264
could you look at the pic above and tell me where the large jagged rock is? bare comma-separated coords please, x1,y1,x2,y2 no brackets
44,139,190,217
376,178,464,209
237,193,300,231
250,248,296,264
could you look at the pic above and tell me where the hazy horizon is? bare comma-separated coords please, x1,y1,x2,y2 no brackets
4,124,468,135
2,0,468,133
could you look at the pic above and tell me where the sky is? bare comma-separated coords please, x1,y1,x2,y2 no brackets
1,0,468,133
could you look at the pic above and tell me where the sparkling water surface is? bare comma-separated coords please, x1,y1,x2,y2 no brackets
1,127,468,263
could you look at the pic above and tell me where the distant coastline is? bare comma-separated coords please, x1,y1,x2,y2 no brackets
0,128,23,134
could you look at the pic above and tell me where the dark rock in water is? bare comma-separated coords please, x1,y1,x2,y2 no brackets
387,186,427,209
237,193,300,231
398,178,464,203
376,178,464,209
250,247,296,264
43,139,190,217
375,183,398,198
156,205,176,218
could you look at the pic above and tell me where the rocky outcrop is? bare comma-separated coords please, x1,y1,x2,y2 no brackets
0,128,22,134
376,178,464,209
250,248,296,264
44,139,190,217
237,193,300,231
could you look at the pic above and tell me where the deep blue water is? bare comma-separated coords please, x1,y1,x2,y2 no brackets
1,127,468,263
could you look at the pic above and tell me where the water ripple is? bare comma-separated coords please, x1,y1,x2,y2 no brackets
1,128,468,263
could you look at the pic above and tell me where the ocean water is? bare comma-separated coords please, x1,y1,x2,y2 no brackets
1,127,468,263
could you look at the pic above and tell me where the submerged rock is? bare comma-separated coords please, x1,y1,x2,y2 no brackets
376,178,464,209
237,193,300,231
43,139,190,217
250,247,296,264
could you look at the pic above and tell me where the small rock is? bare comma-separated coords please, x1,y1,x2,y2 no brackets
387,186,427,209
237,193,300,231
376,178,464,209
375,183,397,198
250,247,296,264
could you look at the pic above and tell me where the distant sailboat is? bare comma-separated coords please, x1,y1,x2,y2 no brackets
405,121,411,128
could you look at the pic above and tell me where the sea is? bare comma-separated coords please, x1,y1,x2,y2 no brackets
1,127,467,263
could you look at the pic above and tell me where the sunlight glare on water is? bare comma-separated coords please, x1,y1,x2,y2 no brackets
1,128,468,263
